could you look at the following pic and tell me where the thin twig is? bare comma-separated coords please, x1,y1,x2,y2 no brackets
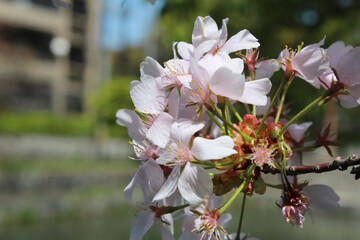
261,155,360,175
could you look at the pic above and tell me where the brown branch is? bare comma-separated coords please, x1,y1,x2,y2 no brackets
261,155,360,176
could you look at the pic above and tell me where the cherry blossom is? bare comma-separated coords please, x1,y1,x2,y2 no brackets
115,14,360,240
154,120,237,206
279,37,329,87
180,195,232,240
321,43,360,108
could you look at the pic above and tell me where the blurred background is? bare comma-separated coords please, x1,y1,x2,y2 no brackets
0,0,359,239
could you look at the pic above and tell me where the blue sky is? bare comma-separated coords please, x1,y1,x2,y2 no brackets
101,0,166,51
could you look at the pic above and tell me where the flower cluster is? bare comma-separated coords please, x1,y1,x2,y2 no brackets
117,16,360,239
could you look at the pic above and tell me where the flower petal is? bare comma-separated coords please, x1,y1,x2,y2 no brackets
137,158,165,202
218,213,232,227
337,47,360,86
177,41,194,60
255,59,280,79
124,169,138,201
147,112,174,148
221,29,260,53
194,40,217,60
140,56,164,78
192,16,220,47
326,41,353,67
303,184,340,211
178,162,213,206
116,109,146,142
347,83,360,104
168,88,180,119
238,78,272,106
337,94,360,108
171,119,205,146
177,74,193,88
153,165,181,202
218,18,229,46
191,136,237,161
287,122,313,143
292,48,329,81
160,214,175,240
130,75,167,114
209,67,245,101
179,216,197,240
130,209,156,240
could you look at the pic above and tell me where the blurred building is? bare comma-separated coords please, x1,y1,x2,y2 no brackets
0,0,101,113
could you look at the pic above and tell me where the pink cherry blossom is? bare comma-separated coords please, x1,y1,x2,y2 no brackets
154,120,237,205
279,37,329,87
180,195,232,240
192,16,260,55
321,44,360,108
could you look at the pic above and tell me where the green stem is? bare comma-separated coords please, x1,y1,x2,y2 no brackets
205,110,225,132
256,75,288,138
218,164,256,214
235,193,247,240
275,80,291,122
225,103,231,122
212,109,255,142
221,107,229,135
279,140,290,192
244,104,251,114
226,98,242,122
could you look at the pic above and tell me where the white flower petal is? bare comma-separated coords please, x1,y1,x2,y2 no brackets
160,214,175,240
209,67,245,101
124,169,138,201
287,122,313,143
326,41,353,67
192,16,220,47
164,189,185,207
218,18,229,46
171,119,205,146
218,213,232,227
130,209,156,240
348,83,360,104
130,75,167,114
226,57,245,75
221,29,260,53
208,195,223,210
153,165,181,202
177,41,194,60
116,109,146,142
137,159,165,202
337,47,360,86
168,89,180,119
194,40,217,60
255,59,280,79
178,162,213,206
337,94,359,108
140,56,164,78
179,216,196,240
146,112,174,148
177,74,193,88
292,48,329,81
238,78,272,106
191,136,237,160
156,145,176,165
